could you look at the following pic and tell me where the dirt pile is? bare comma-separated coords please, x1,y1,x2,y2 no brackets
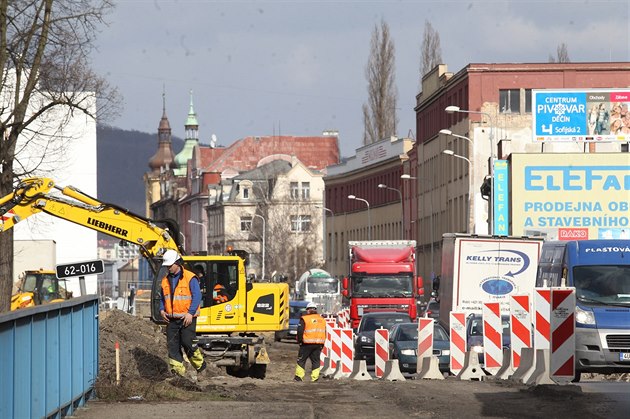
96,309,224,400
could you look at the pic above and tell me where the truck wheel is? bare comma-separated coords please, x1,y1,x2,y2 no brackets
225,366,248,378
249,363,267,379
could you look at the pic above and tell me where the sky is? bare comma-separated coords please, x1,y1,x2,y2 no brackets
92,0,630,157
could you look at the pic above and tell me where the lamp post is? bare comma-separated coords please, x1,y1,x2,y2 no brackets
187,220,207,252
445,105,495,235
401,174,434,280
253,214,266,281
348,194,371,240
315,205,335,264
179,231,186,253
377,183,404,240
443,150,472,233
440,129,475,233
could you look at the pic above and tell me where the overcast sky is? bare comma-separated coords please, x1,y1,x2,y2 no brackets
92,0,630,157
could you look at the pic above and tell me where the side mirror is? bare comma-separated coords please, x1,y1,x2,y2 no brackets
342,277,348,290
416,276,424,295
342,289,348,297
432,275,441,291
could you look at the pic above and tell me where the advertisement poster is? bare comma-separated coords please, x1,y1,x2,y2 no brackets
532,89,630,142
511,153,630,240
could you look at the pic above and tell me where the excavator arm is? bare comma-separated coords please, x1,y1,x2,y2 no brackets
0,177,182,273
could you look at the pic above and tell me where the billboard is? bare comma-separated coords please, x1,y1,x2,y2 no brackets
511,153,630,240
532,89,630,142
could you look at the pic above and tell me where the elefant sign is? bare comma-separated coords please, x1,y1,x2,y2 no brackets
532,89,630,142
510,153,630,240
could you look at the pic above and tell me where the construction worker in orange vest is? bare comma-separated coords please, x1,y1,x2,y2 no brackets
213,283,229,303
294,301,326,382
159,249,207,378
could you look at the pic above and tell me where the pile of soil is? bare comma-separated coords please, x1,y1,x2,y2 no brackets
96,309,224,401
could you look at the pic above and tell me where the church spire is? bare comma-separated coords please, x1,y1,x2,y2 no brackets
149,87,175,172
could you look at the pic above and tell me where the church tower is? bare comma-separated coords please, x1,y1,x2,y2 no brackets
173,90,200,177
144,91,176,217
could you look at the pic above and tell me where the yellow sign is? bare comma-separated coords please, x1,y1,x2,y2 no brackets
511,153,630,240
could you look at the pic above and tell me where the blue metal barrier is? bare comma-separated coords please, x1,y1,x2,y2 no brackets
0,296,99,419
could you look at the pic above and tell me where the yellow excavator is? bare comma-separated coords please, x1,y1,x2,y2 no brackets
0,177,289,378
11,269,73,310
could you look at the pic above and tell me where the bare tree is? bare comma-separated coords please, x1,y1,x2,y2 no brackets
362,19,398,145
421,20,442,77
0,0,120,312
548,42,571,63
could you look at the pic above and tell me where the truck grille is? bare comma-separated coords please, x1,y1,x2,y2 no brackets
606,334,630,350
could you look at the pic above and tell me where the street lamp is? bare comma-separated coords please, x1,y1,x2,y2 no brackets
348,194,371,240
187,220,207,252
377,183,404,240
401,174,434,280
445,105,496,235
179,231,186,253
253,214,266,281
443,150,473,233
315,205,335,263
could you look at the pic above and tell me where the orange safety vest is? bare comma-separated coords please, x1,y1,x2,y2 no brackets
161,268,200,318
214,284,228,303
301,313,326,344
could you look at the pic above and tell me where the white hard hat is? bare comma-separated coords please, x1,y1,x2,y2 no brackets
161,249,181,266
306,302,318,310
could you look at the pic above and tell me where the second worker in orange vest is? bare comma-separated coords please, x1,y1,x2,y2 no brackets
294,301,326,382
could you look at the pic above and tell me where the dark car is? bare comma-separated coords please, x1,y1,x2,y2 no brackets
388,321,450,374
354,312,412,364
421,299,440,319
274,300,311,342
466,313,511,364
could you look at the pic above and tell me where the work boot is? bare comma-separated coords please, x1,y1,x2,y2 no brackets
293,375,303,382
196,360,207,374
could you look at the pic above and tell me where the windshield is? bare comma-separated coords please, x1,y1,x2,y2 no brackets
468,317,510,337
396,324,449,342
307,277,339,294
573,265,630,304
360,315,408,332
352,275,413,297
289,305,307,319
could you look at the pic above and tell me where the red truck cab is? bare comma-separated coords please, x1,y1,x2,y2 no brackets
343,241,423,328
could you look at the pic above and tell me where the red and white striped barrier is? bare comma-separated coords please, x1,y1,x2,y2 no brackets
449,311,466,376
329,328,342,372
332,328,354,379
375,328,389,378
337,308,351,329
534,288,551,350
417,318,434,362
321,322,335,368
550,287,576,384
510,294,532,369
482,302,503,374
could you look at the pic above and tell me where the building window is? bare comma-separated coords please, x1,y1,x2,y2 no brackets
291,215,311,232
301,182,310,200
499,89,520,113
242,187,249,199
290,182,299,199
240,216,252,231
524,89,532,113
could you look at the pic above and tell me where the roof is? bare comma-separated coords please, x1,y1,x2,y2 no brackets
201,135,339,173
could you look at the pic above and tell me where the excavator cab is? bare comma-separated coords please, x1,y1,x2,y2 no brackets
11,270,72,310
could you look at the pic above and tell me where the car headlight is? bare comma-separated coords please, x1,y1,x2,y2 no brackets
360,335,373,343
575,305,596,325
471,345,484,354
400,349,416,356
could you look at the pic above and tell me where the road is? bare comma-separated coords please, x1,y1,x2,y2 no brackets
72,337,629,419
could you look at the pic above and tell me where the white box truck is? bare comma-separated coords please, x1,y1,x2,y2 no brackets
436,234,544,326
